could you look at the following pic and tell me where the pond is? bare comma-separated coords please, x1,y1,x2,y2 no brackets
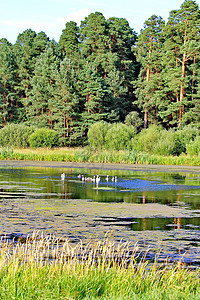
1,160,200,265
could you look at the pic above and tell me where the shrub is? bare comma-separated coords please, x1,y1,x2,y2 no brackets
131,125,162,153
105,123,136,150
29,128,59,148
125,111,143,131
186,136,200,156
175,126,199,154
88,121,112,149
154,129,183,156
0,123,36,148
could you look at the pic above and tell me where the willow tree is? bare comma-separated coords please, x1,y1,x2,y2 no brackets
135,15,165,128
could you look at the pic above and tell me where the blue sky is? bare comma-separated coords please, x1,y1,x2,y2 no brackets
0,0,198,44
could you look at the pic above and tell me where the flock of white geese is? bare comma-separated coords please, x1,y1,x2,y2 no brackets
61,173,117,184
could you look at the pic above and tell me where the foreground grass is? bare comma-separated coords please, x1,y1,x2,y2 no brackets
0,233,200,299
0,147,200,166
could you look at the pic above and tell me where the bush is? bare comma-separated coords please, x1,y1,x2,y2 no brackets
105,123,136,150
124,111,143,132
175,126,199,154
29,128,59,148
154,129,181,156
131,125,162,153
0,124,36,148
88,121,112,149
186,136,200,156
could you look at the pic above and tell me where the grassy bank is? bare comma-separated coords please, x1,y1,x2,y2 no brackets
0,147,200,166
0,234,200,299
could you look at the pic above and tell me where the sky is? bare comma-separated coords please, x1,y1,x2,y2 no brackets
1,0,199,44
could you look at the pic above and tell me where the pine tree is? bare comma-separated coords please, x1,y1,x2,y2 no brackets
105,68,127,121
78,62,111,135
107,17,138,120
79,12,138,124
14,29,51,121
161,0,200,127
33,31,50,55
52,58,80,145
59,21,80,61
0,39,18,126
80,12,110,59
78,12,118,133
135,15,165,128
27,44,60,128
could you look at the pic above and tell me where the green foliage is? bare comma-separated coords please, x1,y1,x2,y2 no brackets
125,111,143,131
88,121,111,149
0,39,18,126
105,123,136,150
153,129,182,156
132,125,162,153
1,4,200,146
134,15,165,128
186,136,200,156
131,125,199,156
29,128,59,148
0,123,36,147
59,21,80,60
175,126,199,154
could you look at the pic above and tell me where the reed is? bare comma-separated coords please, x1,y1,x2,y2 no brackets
0,147,200,166
0,232,200,299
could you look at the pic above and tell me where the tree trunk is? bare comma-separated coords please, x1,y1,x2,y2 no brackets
178,51,186,126
144,37,152,129
192,53,196,102
144,64,150,129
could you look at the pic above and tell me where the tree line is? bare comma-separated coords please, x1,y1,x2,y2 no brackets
0,0,199,146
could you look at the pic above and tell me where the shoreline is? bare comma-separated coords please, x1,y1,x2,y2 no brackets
1,159,200,173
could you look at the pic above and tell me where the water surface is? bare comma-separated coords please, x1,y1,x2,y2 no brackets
0,161,200,265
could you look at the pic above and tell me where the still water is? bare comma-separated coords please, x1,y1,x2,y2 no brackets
1,161,200,264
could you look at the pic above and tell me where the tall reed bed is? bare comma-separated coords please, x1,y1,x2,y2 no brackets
0,232,200,299
0,147,200,166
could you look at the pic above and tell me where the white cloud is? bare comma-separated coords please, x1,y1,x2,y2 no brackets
57,8,91,25
0,8,92,42
0,8,91,30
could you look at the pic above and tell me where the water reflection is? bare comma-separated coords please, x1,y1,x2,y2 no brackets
1,163,200,265
0,166,200,208
131,217,200,231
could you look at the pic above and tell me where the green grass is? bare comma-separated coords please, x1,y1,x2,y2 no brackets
0,146,200,166
0,233,200,299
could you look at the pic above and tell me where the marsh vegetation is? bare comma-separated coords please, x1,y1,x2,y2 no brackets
1,232,200,299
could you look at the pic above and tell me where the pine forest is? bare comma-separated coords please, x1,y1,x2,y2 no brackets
0,0,200,152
